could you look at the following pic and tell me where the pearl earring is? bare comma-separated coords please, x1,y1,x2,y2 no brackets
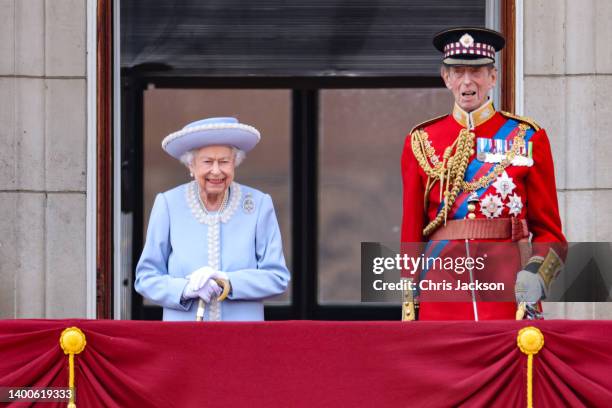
190,172,194,177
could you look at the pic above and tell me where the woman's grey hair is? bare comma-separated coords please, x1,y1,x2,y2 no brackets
179,146,246,168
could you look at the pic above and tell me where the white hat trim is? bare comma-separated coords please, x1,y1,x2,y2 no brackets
161,123,261,150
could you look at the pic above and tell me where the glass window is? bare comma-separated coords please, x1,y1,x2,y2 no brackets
318,88,453,303
142,89,292,303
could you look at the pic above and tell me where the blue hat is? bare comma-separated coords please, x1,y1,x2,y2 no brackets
162,117,261,159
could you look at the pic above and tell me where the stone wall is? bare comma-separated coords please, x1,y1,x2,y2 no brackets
524,0,612,318
0,0,87,318
1,0,610,319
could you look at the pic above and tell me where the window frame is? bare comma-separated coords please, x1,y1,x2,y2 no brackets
99,0,517,319
122,76,459,321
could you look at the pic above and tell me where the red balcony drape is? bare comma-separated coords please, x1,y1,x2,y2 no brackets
1,320,611,407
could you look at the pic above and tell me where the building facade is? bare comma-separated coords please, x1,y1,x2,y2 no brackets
0,0,610,319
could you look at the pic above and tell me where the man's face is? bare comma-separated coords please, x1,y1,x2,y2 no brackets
441,65,497,112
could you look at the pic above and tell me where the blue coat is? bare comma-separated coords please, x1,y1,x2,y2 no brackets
135,181,290,321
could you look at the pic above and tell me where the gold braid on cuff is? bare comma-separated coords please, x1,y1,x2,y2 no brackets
537,250,563,289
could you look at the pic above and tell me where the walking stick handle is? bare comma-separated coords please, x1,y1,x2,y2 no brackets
195,278,231,321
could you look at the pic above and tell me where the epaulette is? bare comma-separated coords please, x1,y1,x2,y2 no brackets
410,114,447,134
500,111,541,131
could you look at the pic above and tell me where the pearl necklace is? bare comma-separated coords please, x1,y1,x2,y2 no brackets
197,185,229,216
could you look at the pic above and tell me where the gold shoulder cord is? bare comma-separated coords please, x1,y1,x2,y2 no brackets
411,123,529,237
501,111,541,131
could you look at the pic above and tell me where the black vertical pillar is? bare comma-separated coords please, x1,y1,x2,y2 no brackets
292,89,319,319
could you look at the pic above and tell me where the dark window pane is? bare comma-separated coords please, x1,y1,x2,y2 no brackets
318,88,453,303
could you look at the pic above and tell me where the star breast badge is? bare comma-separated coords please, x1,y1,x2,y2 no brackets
492,171,516,200
480,194,504,218
506,193,523,216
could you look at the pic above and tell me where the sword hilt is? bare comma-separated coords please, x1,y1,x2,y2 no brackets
401,277,418,321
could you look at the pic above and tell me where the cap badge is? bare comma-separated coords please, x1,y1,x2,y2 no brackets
459,33,474,48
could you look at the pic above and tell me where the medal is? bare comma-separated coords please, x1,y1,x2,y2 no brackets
476,138,490,162
480,194,504,218
492,171,516,200
507,193,523,216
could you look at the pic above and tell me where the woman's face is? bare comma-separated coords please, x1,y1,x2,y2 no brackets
189,145,235,198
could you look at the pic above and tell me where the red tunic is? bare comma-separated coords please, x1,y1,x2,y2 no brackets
401,101,566,320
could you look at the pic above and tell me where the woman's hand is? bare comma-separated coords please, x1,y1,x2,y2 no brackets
182,266,216,299
198,271,230,302
197,279,222,303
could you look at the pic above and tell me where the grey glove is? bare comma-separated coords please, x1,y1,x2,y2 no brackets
515,269,545,303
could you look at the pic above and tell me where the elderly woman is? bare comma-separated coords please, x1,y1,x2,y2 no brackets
135,117,290,321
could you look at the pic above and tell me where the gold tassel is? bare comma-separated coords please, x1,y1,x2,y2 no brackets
424,177,434,213
517,326,544,408
60,327,87,408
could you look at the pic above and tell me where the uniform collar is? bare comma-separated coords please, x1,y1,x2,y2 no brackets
451,99,496,129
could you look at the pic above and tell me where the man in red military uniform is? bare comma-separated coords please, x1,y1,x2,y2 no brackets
401,27,566,320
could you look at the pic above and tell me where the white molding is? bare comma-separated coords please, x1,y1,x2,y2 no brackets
486,0,502,109
113,0,124,320
485,0,503,109
515,0,525,115
485,0,502,34
85,0,97,319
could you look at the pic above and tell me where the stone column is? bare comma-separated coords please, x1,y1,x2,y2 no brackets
0,0,87,318
524,0,612,319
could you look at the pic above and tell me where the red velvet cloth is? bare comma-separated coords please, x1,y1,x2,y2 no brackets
1,320,612,407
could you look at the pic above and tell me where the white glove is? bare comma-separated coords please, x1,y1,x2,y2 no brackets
197,279,222,303
211,271,231,296
211,270,229,281
182,266,215,299
515,270,545,303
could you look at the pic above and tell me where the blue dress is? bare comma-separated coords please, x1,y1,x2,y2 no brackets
135,181,290,321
